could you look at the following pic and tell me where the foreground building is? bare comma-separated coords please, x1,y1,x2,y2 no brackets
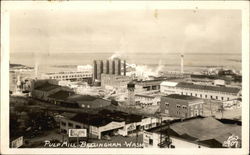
160,81,241,101
160,94,204,118
59,110,159,139
143,116,241,148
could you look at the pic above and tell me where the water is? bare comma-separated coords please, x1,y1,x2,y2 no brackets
10,52,241,73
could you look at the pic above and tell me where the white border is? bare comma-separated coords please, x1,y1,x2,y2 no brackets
1,1,249,155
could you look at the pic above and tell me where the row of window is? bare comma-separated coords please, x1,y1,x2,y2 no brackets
61,121,81,129
181,92,230,101
176,104,187,109
50,74,92,79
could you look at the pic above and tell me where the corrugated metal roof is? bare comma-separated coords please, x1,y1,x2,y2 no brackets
35,82,60,91
176,82,240,94
165,94,201,101
160,81,178,87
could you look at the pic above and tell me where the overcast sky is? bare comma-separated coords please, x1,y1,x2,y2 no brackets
10,8,241,54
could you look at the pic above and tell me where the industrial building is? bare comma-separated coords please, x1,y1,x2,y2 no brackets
160,94,204,118
59,110,159,139
160,81,241,101
134,79,164,93
143,116,241,148
31,79,72,101
101,74,132,90
93,58,126,85
41,71,92,83
48,92,111,109
135,94,161,107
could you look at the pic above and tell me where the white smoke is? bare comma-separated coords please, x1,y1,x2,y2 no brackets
109,52,121,60
132,64,163,80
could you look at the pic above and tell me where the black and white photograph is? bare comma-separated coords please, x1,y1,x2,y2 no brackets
1,1,249,155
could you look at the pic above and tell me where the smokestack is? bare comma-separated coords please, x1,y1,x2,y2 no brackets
93,60,97,83
35,62,38,79
123,60,126,76
181,54,184,74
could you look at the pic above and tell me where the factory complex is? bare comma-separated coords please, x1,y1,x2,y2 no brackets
10,55,242,148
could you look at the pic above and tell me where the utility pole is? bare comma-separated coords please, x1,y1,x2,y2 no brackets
209,100,213,116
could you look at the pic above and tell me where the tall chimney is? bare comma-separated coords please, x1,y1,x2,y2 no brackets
181,54,184,74
123,60,126,76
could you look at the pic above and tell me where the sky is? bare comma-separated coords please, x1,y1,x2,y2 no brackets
9,6,241,55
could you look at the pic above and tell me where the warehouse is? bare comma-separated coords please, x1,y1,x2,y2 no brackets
48,92,111,109
60,110,142,139
143,116,241,148
59,110,160,139
160,81,241,101
31,79,72,101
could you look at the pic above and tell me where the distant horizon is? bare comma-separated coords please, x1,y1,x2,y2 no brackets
10,51,241,55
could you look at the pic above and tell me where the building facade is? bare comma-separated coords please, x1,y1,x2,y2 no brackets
160,94,204,118
41,71,92,82
160,81,241,101
135,94,161,107
101,74,132,90
59,110,159,140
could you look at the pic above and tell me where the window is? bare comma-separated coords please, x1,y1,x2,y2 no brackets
200,94,202,98
165,109,169,114
216,96,218,100
149,139,153,145
205,95,207,98
76,125,81,129
227,97,230,101
176,104,181,108
195,94,197,97
190,93,192,96
170,145,175,148
210,96,213,99
221,97,224,101
68,123,73,127
61,122,66,126
165,102,169,107
182,105,187,109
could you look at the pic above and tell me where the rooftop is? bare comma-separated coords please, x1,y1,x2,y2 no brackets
34,82,61,91
165,94,201,101
147,116,241,145
67,95,98,102
160,81,178,87
70,113,115,127
135,94,155,98
48,90,75,100
176,82,240,94
65,110,143,127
